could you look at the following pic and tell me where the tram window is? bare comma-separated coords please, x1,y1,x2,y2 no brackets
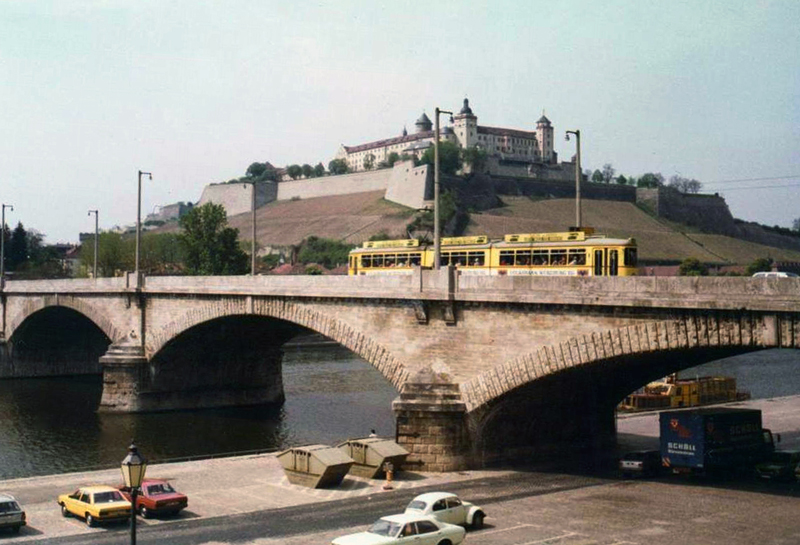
551,249,567,266
410,253,421,266
468,251,485,266
396,255,408,267
361,255,372,268
515,251,531,266
568,249,586,265
625,248,637,267
385,255,396,267
532,250,548,266
452,252,468,266
500,251,514,266
373,254,384,267
440,253,451,266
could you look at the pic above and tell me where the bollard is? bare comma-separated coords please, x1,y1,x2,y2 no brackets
382,461,394,491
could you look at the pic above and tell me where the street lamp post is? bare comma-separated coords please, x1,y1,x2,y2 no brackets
0,204,13,288
243,182,257,275
88,209,99,278
120,442,147,545
433,107,453,270
135,171,152,279
565,130,582,228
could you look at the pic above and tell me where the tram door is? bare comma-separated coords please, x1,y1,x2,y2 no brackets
593,249,620,276
594,250,604,276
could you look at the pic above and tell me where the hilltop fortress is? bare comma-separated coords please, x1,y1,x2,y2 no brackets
199,98,580,216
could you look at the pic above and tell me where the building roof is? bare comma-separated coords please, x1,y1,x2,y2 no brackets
415,112,432,126
537,114,551,125
459,98,474,115
477,125,538,140
343,130,433,154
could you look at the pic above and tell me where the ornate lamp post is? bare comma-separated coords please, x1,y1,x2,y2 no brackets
88,209,98,278
433,107,453,270
565,130,581,228
121,442,147,545
1,203,13,288
242,182,257,275
135,170,152,279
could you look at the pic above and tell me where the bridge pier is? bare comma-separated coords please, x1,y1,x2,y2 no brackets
393,381,470,472
99,338,286,413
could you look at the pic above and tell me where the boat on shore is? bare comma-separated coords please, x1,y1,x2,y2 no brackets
619,374,750,412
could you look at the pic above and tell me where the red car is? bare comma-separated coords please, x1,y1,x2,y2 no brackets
118,479,188,518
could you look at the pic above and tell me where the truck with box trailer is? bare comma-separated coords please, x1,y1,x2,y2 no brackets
659,408,778,475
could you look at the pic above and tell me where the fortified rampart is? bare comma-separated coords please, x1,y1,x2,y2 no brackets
198,161,432,217
636,187,737,234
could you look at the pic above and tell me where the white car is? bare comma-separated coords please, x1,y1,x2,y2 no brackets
404,492,486,529
331,513,466,545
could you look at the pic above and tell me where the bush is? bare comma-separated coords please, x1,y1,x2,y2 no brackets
305,264,323,275
678,257,708,276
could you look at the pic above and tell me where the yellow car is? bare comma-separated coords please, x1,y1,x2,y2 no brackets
57,485,131,527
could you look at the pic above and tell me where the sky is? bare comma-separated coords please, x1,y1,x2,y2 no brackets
1,0,799,243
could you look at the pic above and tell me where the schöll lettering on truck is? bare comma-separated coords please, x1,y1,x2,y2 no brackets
659,408,764,471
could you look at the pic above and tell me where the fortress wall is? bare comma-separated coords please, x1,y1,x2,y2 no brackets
384,162,432,209
198,182,278,217
493,176,637,202
637,187,737,235
276,169,392,201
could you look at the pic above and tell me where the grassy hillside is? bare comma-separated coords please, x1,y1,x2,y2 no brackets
226,190,415,247
465,197,800,265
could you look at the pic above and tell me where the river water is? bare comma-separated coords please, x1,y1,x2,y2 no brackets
0,347,797,480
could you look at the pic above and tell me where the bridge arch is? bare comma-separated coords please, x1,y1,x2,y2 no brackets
459,313,782,412
146,297,410,389
7,296,122,345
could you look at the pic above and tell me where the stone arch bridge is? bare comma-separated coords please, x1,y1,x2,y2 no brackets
2,270,799,471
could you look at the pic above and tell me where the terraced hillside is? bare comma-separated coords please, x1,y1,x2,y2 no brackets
466,197,800,265
226,190,416,247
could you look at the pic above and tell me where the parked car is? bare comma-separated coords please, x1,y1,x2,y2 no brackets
619,450,662,478
755,450,800,482
57,485,131,527
404,492,486,529
0,493,26,534
118,479,188,518
331,513,466,545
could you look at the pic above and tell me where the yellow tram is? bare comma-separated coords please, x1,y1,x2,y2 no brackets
348,229,638,277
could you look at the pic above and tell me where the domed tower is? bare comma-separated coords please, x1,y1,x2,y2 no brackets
452,98,477,148
536,111,554,163
415,112,432,133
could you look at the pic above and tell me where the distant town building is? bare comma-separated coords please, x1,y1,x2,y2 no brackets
145,201,194,224
335,98,560,176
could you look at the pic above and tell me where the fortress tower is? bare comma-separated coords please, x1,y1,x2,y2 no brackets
536,112,555,163
452,98,478,149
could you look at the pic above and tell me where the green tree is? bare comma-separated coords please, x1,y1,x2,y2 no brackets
301,164,313,178
80,232,132,277
386,152,400,167
601,163,616,184
745,257,773,276
616,174,628,185
637,172,665,188
328,158,349,175
245,162,280,182
313,162,326,177
178,203,249,275
591,170,604,183
678,257,708,276
297,236,354,269
405,191,458,237
286,164,302,180
461,146,488,173
363,153,375,171
419,141,462,175
7,222,28,270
